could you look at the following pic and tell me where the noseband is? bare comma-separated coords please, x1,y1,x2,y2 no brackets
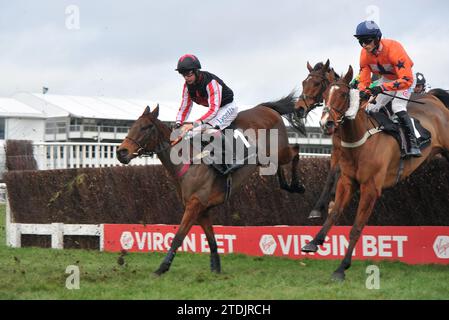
299,72,329,113
323,81,351,125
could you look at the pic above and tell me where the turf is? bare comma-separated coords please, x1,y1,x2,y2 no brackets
0,204,448,300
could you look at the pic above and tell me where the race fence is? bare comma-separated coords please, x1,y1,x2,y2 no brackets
5,197,449,265
30,142,329,170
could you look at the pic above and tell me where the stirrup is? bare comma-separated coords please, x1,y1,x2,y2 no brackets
408,147,422,158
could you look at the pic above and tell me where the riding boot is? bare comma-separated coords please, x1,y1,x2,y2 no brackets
396,111,422,158
221,132,246,175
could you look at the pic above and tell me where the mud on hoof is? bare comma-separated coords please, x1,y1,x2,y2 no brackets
308,209,322,219
331,271,345,282
301,241,319,253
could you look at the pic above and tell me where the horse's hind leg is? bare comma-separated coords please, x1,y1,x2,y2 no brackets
289,148,305,193
309,164,340,219
154,196,205,276
276,145,305,193
277,167,291,192
197,213,221,273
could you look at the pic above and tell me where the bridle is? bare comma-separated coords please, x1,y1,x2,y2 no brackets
323,81,351,126
299,72,330,114
124,123,171,157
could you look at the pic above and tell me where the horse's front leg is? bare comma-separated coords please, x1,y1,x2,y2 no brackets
197,213,221,273
154,196,205,276
302,174,354,253
332,179,379,281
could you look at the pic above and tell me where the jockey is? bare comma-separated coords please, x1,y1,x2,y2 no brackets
354,21,421,158
174,54,241,173
175,54,237,134
413,72,427,94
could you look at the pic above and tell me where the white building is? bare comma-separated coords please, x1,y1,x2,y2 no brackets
0,97,46,141
12,92,209,143
0,92,331,179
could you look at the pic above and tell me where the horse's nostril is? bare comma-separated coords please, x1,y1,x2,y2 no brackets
117,149,129,159
326,121,334,129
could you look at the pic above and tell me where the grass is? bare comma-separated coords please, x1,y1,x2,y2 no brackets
0,204,448,300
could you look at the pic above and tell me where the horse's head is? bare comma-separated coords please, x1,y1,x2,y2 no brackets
116,104,168,164
320,65,354,135
295,59,331,118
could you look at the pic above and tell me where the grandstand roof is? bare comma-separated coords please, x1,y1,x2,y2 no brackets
7,92,322,127
0,97,45,118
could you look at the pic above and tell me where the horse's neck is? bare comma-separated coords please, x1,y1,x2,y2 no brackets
340,108,373,143
157,148,182,180
154,122,183,181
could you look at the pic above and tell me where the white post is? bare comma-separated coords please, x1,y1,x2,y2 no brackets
5,192,21,248
99,224,105,251
51,223,64,249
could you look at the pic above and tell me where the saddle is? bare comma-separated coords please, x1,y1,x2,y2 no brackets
368,102,431,157
183,125,257,176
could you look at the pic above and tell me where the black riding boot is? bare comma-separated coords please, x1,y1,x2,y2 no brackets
214,130,244,175
396,111,422,158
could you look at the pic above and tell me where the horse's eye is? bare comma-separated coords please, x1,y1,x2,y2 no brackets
141,124,153,131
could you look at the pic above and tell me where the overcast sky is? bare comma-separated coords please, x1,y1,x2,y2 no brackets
1,0,448,109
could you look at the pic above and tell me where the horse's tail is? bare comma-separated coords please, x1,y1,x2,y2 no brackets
260,91,296,115
260,91,306,136
428,88,449,109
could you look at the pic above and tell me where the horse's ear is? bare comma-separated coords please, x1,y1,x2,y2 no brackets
307,61,313,72
152,104,159,118
323,59,330,72
343,65,354,84
143,106,151,115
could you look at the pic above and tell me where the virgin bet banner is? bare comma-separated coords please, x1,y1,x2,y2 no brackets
103,224,449,264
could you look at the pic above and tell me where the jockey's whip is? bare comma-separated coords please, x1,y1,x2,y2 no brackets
379,92,425,104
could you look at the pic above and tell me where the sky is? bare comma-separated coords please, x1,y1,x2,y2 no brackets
1,0,448,113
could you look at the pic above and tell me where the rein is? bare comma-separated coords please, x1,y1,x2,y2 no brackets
325,82,382,148
125,126,171,157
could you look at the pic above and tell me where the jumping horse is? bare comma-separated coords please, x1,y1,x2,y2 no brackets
296,60,342,219
116,95,304,275
301,65,449,280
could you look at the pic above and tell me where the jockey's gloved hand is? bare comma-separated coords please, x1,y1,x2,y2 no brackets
368,86,383,96
359,90,371,100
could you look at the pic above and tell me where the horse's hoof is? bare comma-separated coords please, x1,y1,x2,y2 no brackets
331,271,345,282
293,184,306,194
153,263,170,276
308,210,322,219
153,269,163,277
301,242,318,253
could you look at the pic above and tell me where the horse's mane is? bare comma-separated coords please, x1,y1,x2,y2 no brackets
313,62,324,71
330,68,340,80
428,88,449,109
259,92,306,136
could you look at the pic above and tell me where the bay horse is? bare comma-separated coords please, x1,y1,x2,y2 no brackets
295,60,342,219
116,95,303,276
302,65,449,281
